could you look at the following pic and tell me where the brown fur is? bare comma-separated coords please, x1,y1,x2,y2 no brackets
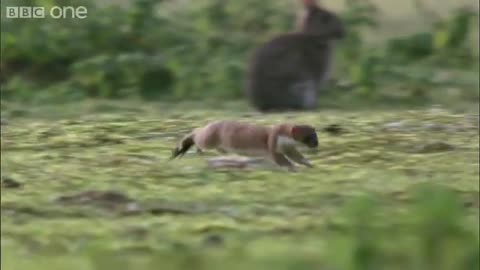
296,0,345,38
245,0,344,112
171,121,318,171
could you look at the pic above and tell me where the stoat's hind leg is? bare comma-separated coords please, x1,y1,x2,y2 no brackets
171,133,195,160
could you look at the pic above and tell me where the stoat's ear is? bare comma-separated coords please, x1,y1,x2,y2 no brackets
291,126,301,140
291,125,316,140
292,125,318,147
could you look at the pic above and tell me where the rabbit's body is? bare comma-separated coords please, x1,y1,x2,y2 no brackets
247,33,335,110
245,0,344,112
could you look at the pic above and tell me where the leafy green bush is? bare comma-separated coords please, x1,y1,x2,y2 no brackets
70,52,173,99
344,2,478,97
0,0,478,102
155,0,295,99
1,0,174,101
385,7,477,65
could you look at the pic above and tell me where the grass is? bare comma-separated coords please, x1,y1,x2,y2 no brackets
1,1,478,268
1,99,479,270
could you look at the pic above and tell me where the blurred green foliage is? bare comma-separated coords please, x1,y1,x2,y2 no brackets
324,184,479,270
2,184,478,270
0,0,478,102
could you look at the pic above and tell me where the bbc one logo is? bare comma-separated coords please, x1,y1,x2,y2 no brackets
5,6,88,19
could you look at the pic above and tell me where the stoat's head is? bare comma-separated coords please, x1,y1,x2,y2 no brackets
291,125,318,148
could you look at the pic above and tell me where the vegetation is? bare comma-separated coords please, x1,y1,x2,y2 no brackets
2,103,479,270
1,0,478,102
1,0,479,269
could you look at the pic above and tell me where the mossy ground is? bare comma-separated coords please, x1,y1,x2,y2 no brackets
1,100,478,270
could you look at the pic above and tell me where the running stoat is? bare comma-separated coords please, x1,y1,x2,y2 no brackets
170,120,318,171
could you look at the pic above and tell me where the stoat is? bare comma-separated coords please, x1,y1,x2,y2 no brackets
170,120,318,171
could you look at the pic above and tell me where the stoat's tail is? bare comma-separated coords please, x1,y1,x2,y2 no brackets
170,132,195,160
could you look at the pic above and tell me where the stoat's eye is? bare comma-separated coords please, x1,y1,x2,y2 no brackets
303,135,318,146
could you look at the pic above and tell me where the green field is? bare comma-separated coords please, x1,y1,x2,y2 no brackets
1,0,479,269
1,101,479,270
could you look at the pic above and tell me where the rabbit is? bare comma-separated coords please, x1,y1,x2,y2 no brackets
245,0,345,112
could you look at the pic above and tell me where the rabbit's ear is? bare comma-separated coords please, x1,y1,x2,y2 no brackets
302,0,318,8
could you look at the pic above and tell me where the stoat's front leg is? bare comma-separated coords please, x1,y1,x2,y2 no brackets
284,147,313,168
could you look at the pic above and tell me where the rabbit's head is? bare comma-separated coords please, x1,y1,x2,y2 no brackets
299,0,345,40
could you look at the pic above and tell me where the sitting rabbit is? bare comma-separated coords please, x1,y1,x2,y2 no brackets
245,0,345,112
